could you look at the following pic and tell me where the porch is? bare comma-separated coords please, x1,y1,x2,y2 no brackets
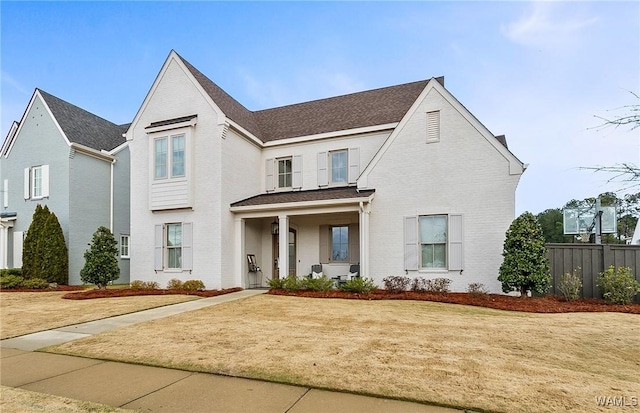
230,187,374,288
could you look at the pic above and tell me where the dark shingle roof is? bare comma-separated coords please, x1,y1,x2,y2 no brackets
178,53,428,143
38,90,126,152
231,187,375,207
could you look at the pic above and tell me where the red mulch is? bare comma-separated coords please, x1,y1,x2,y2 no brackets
61,287,243,300
268,289,640,314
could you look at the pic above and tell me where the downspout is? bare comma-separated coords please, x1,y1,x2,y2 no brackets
110,159,115,232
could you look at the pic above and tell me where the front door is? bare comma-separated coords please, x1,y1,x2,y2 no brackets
272,228,296,278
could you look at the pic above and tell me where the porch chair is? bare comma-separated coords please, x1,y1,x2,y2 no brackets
310,264,323,279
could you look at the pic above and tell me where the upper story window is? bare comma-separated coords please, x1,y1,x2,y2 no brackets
277,157,292,189
329,150,348,184
23,165,49,200
154,133,185,180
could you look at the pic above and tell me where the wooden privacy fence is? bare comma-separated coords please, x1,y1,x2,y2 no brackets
546,243,640,302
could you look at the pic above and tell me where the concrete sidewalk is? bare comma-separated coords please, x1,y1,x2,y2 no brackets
1,289,464,413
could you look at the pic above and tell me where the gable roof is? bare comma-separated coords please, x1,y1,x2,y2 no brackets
38,90,127,152
231,187,375,208
178,53,429,143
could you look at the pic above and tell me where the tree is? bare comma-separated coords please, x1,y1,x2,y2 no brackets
498,212,551,297
536,208,572,243
39,212,68,284
80,226,120,289
22,204,49,279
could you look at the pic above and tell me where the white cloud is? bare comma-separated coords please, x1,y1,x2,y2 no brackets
501,2,598,49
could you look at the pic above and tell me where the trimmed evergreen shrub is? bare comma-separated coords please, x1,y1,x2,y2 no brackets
0,268,22,277
498,212,551,297
22,278,49,289
182,280,205,291
80,226,120,289
339,277,376,293
267,277,286,290
22,204,49,279
283,275,302,292
39,212,68,284
301,275,334,292
0,275,24,289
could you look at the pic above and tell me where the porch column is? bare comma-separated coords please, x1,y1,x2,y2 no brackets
0,223,8,269
234,218,245,287
359,203,371,278
278,214,289,278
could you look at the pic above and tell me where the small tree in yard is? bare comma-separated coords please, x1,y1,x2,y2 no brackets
80,226,120,289
39,212,68,284
498,212,551,297
22,204,49,279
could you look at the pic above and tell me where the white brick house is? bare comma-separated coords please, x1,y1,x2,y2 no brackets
127,50,524,292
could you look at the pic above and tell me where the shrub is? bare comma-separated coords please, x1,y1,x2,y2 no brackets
425,277,452,293
167,278,184,290
80,226,120,289
22,204,48,279
21,278,49,289
267,277,286,290
283,275,303,292
598,266,640,305
411,277,428,292
383,276,411,293
301,275,334,292
339,277,376,293
498,212,551,297
0,268,23,277
182,280,205,291
130,280,159,290
467,282,488,296
40,212,69,284
0,275,24,289
558,267,582,302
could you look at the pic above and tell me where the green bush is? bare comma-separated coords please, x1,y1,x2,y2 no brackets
80,227,120,289
558,267,582,302
283,275,303,292
267,277,286,290
22,278,49,289
339,277,376,293
167,278,184,290
0,268,23,277
383,276,411,293
22,204,48,279
0,275,24,289
301,275,334,292
182,280,205,291
598,266,640,305
130,280,159,290
40,212,69,284
498,212,551,297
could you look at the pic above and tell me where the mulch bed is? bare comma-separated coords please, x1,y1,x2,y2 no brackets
268,289,640,314
1,285,86,292
62,287,243,300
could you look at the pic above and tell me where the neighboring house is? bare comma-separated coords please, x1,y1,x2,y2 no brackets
127,50,524,292
0,89,131,285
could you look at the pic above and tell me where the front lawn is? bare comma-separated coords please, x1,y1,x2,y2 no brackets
45,295,640,413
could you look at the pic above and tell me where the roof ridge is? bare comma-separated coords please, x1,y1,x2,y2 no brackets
37,89,121,128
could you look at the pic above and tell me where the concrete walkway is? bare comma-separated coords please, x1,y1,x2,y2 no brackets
1,289,464,413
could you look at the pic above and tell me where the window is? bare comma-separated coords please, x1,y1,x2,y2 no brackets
24,165,49,200
154,133,185,180
166,223,182,269
331,226,349,261
120,235,130,259
329,150,348,184
420,215,447,268
277,157,292,188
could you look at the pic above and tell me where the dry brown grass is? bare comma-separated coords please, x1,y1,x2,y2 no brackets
0,386,133,413
47,295,639,413
0,291,199,339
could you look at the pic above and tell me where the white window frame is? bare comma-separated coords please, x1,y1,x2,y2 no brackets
153,132,187,181
120,235,130,259
24,165,49,200
277,157,293,189
165,223,183,270
329,150,348,185
419,215,447,269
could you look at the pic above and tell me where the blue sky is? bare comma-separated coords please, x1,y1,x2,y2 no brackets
1,1,638,215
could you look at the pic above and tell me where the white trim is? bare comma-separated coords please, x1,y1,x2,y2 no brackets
263,123,398,147
230,194,374,218
144,116,197,134
108,141,129,156
120,234,130,259
70,143,116,162
1,121,19,158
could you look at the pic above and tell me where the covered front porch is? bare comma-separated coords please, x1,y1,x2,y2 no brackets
230,187,374,288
